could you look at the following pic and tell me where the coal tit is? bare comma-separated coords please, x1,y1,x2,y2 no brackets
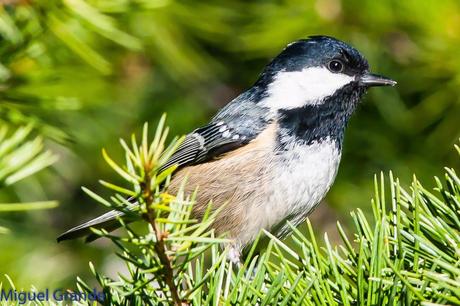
58,35,396,262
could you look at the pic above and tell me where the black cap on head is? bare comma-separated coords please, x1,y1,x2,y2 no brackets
266,35,369,75
258,35,395,88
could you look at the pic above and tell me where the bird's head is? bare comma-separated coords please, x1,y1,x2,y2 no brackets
255,35,396,112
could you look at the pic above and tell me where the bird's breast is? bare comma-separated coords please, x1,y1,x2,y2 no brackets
265,137,342,237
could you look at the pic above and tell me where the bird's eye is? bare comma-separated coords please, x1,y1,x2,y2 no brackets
327,60,344,73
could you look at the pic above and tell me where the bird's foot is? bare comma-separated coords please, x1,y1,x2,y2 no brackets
227,245,242,265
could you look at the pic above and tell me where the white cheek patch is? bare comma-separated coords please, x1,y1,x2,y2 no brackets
260,67,355,110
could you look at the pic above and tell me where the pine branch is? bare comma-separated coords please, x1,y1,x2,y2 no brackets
0,125,58,220
141,156,183,305
76,117,460,305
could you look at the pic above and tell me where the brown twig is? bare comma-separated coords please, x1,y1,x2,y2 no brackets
141,176,184,306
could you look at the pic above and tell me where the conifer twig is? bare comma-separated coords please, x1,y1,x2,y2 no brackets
141,175,184,306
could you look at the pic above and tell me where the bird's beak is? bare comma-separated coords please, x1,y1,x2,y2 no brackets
359,73,397,87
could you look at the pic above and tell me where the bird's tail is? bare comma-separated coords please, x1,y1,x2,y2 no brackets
57,210,126,243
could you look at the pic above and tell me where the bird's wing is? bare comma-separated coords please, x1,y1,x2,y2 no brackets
57,121,257,243
58,100,271,243
159,121,251,172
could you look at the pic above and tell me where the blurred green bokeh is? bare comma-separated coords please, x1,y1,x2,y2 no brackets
0,0,459,289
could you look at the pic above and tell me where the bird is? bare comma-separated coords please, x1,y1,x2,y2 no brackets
57,35,396,262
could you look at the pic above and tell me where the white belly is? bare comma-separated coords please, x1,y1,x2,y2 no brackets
169,128,342,249
243,137,341,242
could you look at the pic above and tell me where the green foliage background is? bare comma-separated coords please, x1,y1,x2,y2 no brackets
0,0,459,291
